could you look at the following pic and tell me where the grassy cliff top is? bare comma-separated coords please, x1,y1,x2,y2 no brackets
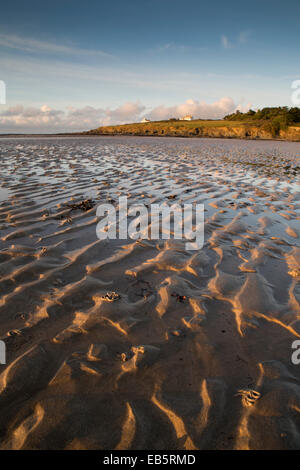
87,107,300,139
88,119,252,134
86,118,300,140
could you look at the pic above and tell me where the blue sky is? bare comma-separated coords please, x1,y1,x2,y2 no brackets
0,0,299,132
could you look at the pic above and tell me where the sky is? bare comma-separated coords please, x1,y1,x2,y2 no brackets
0,0,299,133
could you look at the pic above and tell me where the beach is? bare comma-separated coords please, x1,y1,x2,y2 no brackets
0,136,299,450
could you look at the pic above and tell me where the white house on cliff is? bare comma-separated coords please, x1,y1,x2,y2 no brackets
180,115,193,121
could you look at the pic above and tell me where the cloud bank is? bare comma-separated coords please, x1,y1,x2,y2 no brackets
0,98,248,133
0,102,145,133
146,97,238,121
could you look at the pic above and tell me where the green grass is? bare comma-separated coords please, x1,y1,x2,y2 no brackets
108,119,246,128
88,119,250,134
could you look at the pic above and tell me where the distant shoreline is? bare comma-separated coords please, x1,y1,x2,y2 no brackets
86,119,300,142
0,119,300,142
0,133,300,142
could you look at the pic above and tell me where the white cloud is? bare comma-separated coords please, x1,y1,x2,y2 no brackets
147,97,240,121
221,31,252,49
238,30,251,44
235,101,253,112
221,35,232,49
0,54,208,92
153,43,193,53
0,98,249,133
0,33,114,58
0,102,145,133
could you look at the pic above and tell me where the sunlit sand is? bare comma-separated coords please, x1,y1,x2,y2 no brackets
0,136,299,450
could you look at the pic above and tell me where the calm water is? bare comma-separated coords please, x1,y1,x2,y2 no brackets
0,136,299,204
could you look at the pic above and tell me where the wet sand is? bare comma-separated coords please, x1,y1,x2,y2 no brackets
0,136,299,450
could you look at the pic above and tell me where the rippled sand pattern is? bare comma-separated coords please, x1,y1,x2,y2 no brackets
0,136,299,450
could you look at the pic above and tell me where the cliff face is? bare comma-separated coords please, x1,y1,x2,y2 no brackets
196,126,300,140
87,121,300,141
280,126,300,141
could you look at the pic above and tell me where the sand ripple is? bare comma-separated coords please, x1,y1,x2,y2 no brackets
0,136,299,449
